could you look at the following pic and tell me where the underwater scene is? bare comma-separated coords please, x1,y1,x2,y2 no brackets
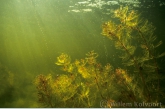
0,0,165,108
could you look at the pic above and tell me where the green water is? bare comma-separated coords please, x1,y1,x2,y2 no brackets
0,0,165,107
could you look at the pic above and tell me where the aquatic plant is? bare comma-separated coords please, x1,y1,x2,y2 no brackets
102,6,165,105
34,6,165,107
34,50,115,107
34,74,53,107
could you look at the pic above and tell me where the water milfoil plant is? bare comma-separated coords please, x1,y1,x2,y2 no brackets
34,6,165,107
102,6,165,103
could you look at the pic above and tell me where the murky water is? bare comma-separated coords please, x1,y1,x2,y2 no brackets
0,0,165,107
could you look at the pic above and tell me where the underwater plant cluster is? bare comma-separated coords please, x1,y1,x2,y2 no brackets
34,6,165,108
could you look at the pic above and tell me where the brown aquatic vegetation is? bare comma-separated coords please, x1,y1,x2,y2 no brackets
102,6,165,103
34,6,165,107
34,74,53,107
